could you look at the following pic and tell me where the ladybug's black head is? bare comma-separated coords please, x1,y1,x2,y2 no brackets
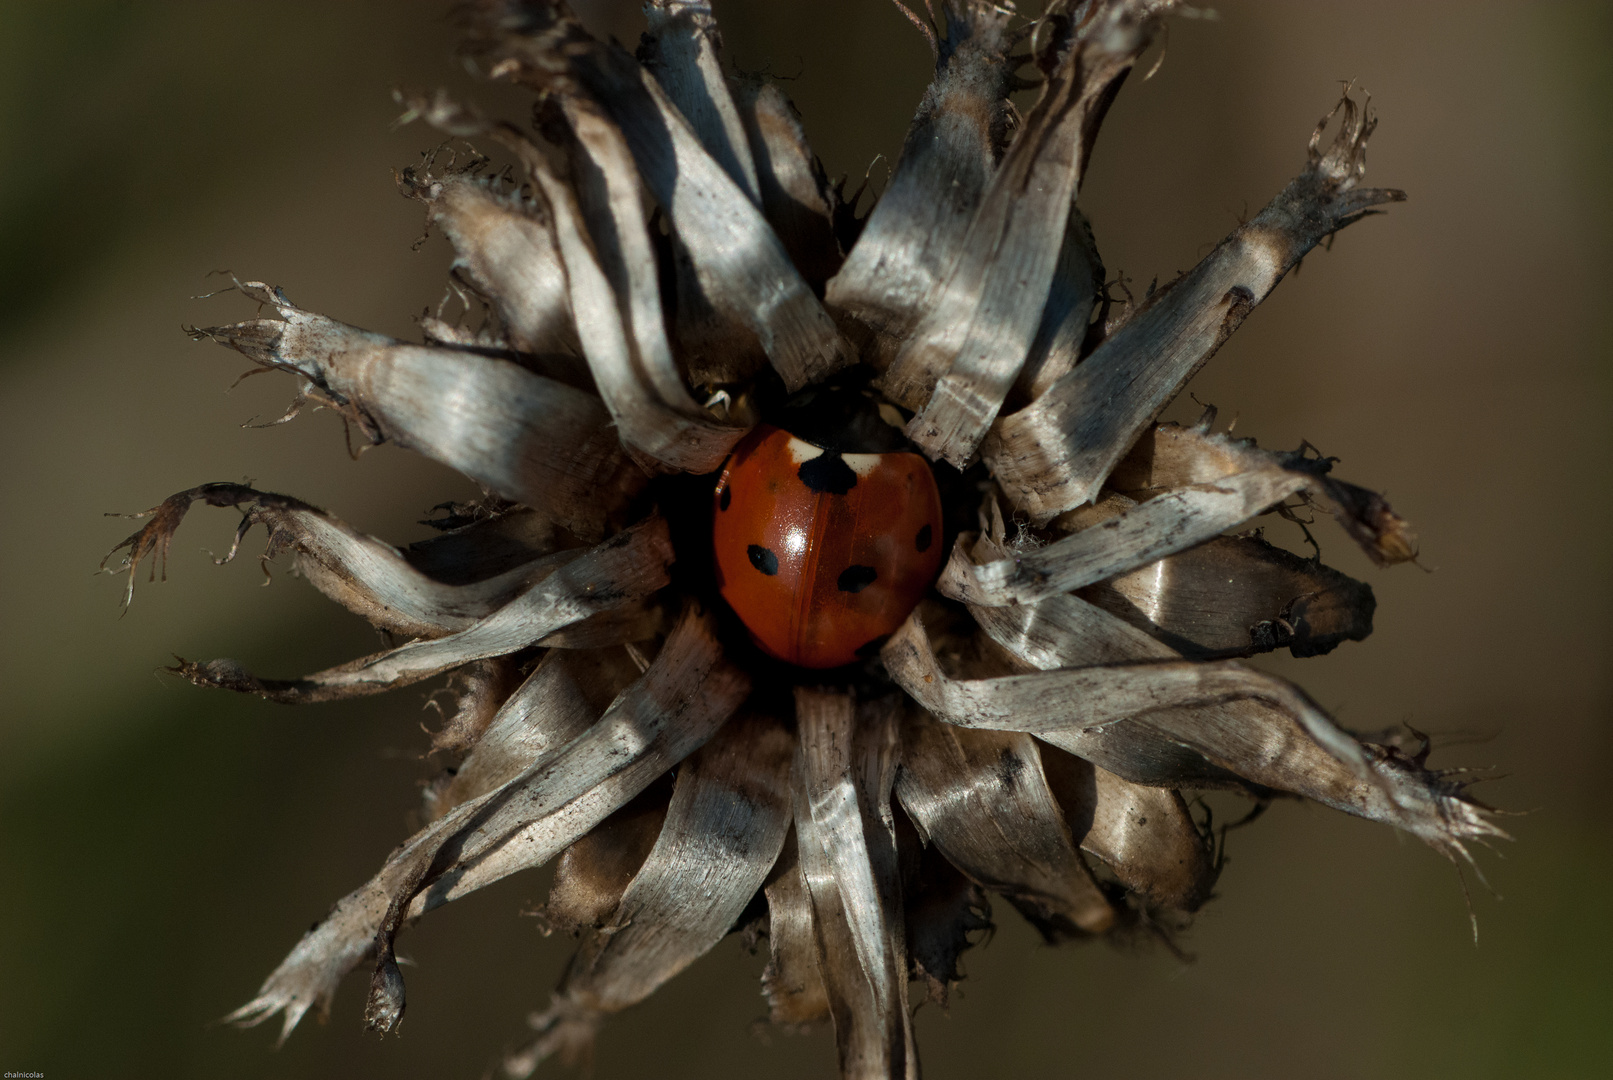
771,381,910,454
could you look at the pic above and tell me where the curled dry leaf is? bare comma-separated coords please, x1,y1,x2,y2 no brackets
972,588,1503,861
174,514,673,703
826,0,1018,362
884,606,1375,787
939,467,1310,606
537,99,751,471
896,709,1115,937
1107,421,1419,566
634,0,778,385
365,604,747,1031
886,0,1171,468
510,711,792,1075
429,646,645,814
227,604,746,1041
1079,532,1377,660
395,91,752,471
900,835,992,1006
732,77,845,290
1040,746,1218,913
985,94,1407,517
944,420,1418,607
1012,207,1103,407
104,481,575,637
795,689,917,1080
639,0,761,203
395,157,583,366
762,831,833,1028
189,282,643,540
462,0,853,391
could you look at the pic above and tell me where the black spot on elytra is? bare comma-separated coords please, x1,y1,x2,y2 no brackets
747,544,779,576
837,564,877,593
915,523,932,552
718,486,731,511
797,450,857,495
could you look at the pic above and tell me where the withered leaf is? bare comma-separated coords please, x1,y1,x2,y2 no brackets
887,2,1166,468
228,605,746,1041
429,646,645,816
972,587,1503,862
512,711,793,1074
985,95,1406,517
732,78,844,291
1079,532,1376,659
761,830,832,1027
463,3,852,391
1107,422,1419,567
104,482,576,638
175,515,674,703
883,608,1374,787
939,469,1310,607
795,689,917,1080
191,282,642,540
896,708,1114,938
1040,746,1217,912
396,162,583,366
826,0,1017,363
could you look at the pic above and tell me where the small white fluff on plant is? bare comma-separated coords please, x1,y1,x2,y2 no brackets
104,1,1501,1076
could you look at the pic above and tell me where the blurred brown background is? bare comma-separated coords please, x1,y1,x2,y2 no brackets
1,1,1608,1077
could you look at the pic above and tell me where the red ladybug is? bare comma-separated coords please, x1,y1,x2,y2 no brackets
712,419,943,668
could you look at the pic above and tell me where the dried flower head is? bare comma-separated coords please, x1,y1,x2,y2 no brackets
103,0,1503,1076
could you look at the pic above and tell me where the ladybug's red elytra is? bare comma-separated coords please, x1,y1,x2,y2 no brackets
712,421,944,668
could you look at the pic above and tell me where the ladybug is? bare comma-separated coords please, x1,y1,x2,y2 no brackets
712,390,944,669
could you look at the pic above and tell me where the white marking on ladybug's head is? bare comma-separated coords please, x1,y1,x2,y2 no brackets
843,453,883,477
787,435,886,479
785,436,821,465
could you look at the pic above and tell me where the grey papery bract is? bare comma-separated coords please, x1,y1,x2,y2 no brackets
103,1,1501,1077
